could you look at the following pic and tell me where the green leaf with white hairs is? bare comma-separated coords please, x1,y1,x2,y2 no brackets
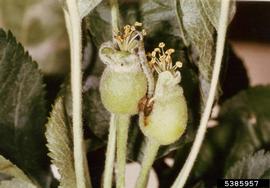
179,0,216,106
60,0,103,18
45,97,76,188
179,0,235,106
78,0,103,18
200,0,236,30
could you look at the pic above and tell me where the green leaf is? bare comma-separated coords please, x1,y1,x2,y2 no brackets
140,0,181,37
218,86,270,170
0,155,33,184
85,1,112,47
191,181,206,188
0,178,36,188
191,139,215,180
83,76,110,145
178,0,235,105
45,97,76,188
199,0,220,30
184,86,270,187
226,150,270,179
260,169,270,179
79,0,103,18
199,0,236,30
0,29,50,186
188,86,270,185
139,0,188,52
179,0,215,105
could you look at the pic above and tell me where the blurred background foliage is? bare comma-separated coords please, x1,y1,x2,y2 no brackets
0,0,69,75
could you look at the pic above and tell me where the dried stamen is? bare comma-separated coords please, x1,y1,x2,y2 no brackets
114,22,146,53
148,42,183,75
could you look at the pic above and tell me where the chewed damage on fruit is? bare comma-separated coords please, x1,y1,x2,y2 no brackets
139,42,188,145
99,22,148,115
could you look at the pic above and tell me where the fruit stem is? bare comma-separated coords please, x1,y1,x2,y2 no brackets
103,113,117,188
135,139,160,188
110,0,120,34
171,1,230,188
116,114,130,188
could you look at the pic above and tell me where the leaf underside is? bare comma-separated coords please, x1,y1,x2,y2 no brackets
179,0,236,106
78,0,103,18
0,178,36,188
0,155,33,184
45,97,76,188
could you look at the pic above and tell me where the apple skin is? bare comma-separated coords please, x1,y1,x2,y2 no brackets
139,71,188,145
100,67,147,115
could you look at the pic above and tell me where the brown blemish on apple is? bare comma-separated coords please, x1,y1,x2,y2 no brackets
138,96,154,127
